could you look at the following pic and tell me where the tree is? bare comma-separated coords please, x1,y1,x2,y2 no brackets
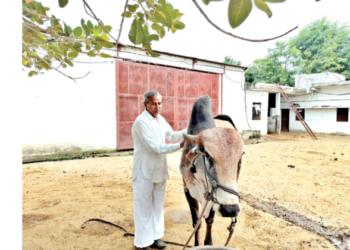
223,55,241,66
290,18,350,79
245,17,350,86
22,0,319,80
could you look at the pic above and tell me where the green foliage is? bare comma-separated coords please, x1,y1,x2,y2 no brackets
126,0,186,57
22,0,115,77
223,55,242,66
245,18,350,86
47,156,62,161
203,0,317,29
22,0,323,80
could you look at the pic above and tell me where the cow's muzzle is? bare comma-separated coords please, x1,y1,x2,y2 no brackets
219,204,240,217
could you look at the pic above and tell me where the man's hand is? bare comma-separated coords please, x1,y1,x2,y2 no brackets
180,140,185,148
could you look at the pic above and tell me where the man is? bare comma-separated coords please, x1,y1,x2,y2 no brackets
131,90,187,250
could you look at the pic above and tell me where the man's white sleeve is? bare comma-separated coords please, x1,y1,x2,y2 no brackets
135,120,180,154
165,122,187,142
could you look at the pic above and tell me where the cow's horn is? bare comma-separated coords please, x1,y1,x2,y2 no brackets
183,134,199,144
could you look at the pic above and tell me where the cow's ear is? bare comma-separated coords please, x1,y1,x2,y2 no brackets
184,134,199,144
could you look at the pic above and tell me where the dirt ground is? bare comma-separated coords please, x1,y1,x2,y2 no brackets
22,132,350,250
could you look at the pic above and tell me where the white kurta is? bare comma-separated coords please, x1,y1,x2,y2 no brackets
132,110,186,183
131,110,186,247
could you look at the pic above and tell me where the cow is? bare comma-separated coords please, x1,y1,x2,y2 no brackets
180,95,244,246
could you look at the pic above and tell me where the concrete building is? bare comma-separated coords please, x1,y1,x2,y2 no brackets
249,72,350,136
22,44,349,162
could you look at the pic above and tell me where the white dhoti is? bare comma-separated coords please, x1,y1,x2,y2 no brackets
132,169,166,248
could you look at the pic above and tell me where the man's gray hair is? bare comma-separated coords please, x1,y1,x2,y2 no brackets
144,90,161,103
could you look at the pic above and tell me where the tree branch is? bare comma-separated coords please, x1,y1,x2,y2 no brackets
138,0,148,14
22,41,91,82
82,0,120,45
192,0,298,43
117,0,129,46
22,7,61,21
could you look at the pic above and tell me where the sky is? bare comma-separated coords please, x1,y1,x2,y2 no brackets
41,0,350,66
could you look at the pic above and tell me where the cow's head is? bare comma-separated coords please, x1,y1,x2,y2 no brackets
184,127,244,218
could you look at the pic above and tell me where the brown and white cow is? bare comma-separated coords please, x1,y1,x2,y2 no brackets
180,95,244,246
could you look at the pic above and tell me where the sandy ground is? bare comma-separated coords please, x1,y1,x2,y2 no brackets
22,132,350,250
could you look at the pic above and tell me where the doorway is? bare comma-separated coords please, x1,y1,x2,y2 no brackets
281,109,289,132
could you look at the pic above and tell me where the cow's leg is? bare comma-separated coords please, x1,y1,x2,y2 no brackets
204,208,215,245
184,190,201,246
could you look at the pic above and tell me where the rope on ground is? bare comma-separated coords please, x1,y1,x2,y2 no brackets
81,218,193,248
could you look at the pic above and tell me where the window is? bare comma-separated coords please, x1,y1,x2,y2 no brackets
296,109,305,121
337,108,349,122
252,103,261,120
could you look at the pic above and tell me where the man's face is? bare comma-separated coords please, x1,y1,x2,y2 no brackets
144,95,162,118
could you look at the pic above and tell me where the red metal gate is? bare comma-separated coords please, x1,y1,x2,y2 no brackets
116,61,219,150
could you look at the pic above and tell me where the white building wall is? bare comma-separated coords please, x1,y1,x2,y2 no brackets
288,108,350,135
281,85,350,109
295,72,346,89
21,55,117,161
222,68,269,135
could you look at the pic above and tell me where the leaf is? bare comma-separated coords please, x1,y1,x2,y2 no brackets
144,25,150,36
87,20,93,29
96,37,115,48
100,53,111,58
59,0,68,8
228,0,253,28
29,70,38,77
170,25,177,33
144,34,159,44
122,11,132,18
128,19,144,45
64,23,71,36
147,0,155,7
54,24,64,35
263,0,285,2
62,63,67,68
92,29,99,37
87,50,96,57
83,24,90,36
51,15,59,27
137,12,144,19
157,0,167,7
100,33,109,41
104,25,112,33
64,58,74,66
58,42,68,56
73,27,83,37
254,0,272,18
157,26,165,38
127,4,139,12
155,9,172,28
68,51,78,58
37,5,46,15
146,49,160,58
202,0,223,5
22,57,32,68
168,10,179,19
166,3,174,10
173,20,185,30
86,45,91,50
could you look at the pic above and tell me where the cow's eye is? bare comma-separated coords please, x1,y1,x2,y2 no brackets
190,162,196,173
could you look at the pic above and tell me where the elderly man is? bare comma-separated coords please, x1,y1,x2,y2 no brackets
131,90,187,250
